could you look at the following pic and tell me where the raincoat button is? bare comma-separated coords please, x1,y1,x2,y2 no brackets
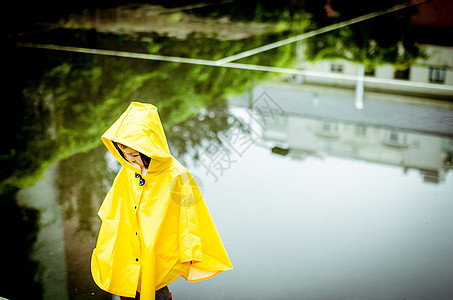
136,258,139,262
135,173,146,186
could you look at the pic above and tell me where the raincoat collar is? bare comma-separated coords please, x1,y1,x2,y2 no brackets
101,102,173,174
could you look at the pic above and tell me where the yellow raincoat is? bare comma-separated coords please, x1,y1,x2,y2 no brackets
91,102,232,299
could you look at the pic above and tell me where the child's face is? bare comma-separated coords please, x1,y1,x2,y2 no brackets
119,145,145,168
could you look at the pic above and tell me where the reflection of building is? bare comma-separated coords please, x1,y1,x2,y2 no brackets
278,116,451,184
229,81,453,184
293,44,453,100
229,39,453,184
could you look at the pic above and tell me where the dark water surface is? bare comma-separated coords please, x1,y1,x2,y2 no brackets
2,1,453,299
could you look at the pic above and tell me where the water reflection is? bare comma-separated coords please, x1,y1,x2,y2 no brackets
3,26,293,194
16,164,67,300
55,148,117,299
0,188,43,299
2,0,453,299
229,83,453,184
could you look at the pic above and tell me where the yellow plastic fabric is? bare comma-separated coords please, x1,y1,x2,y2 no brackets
91,102,232,299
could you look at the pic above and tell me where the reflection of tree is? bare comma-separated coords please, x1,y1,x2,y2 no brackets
0,187,43,299
188,0,308,25
56,146,116,235
2,28,297,193
55,146,114,299
302,0,427,69
167,102,230,163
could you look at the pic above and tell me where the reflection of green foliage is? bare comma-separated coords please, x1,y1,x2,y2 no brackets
191,0,308,26
305,23,427,69
1,29,298,194
167,102,230,163
302,4,427,68
167,102,253,166
0,188,43,299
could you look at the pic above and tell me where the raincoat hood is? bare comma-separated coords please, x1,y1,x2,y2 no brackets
101,102,173,173
91,102,232,300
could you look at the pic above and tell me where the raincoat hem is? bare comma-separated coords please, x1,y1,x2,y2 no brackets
182,270,224,282
91,251,137,298
155,264,192,290
101,287,137,298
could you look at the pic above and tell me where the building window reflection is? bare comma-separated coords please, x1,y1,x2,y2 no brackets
317,121,339,138
364,66,375,76
394,68,410,80
355,125,367,137
383,131,408,148
331,63,343,73
429,66,446,84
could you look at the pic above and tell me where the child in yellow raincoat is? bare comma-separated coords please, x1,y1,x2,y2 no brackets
91,102,233,300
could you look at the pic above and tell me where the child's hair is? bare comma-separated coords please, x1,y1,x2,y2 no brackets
113,141,151,169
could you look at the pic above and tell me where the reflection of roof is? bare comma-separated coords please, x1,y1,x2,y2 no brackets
253,84,453,137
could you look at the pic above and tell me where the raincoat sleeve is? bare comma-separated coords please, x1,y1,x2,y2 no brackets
173,169,233,282
176,171,203,264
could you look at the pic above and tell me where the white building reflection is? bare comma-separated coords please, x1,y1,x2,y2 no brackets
273,115,451,184
230,78,453,184
228,40,453,184
292,44,453,102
